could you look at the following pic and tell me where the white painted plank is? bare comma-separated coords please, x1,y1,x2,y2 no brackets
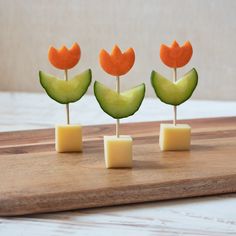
0,92,235,131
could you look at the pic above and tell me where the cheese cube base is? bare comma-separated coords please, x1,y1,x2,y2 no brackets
159,123,191,151
55,124,82,153
104,135,133,168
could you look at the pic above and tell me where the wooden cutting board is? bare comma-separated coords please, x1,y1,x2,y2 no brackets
0,117,236,216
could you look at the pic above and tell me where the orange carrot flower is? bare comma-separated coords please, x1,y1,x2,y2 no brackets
99,45,135,76
160,40,193,68
48,43,81,70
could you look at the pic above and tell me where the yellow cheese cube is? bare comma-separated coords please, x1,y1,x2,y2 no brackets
55,124,82,153
159,123,191,151
104,135,133,168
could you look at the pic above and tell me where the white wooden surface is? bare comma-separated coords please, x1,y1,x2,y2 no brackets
0,92,236,235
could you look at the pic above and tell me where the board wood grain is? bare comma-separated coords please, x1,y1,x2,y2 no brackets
0,117,236,216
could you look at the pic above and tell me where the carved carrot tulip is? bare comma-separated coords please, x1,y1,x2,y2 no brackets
48,43,81,70
99,45,135,76
160,40,193,68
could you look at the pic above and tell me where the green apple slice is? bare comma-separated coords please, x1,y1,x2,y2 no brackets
151,68,198,106
94,81,145,119
39,69,92,104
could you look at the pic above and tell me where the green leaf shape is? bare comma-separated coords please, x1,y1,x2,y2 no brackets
39,69,92,104
151,68,198,106
94,81,145,119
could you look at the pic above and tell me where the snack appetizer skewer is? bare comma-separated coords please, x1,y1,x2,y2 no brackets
151,40,198,151
95,45,145,168
39,42,92,152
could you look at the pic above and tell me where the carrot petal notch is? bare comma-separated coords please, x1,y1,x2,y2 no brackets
160,40,193,68
48,42,81,70
99,45,135,76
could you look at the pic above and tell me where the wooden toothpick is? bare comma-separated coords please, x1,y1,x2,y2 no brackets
116,76,120,138
173,68,177,126
64,69,70,125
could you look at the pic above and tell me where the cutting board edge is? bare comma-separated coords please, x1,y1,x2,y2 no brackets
1,173,236,216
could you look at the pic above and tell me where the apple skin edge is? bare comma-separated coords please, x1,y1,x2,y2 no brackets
151,68,198,106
